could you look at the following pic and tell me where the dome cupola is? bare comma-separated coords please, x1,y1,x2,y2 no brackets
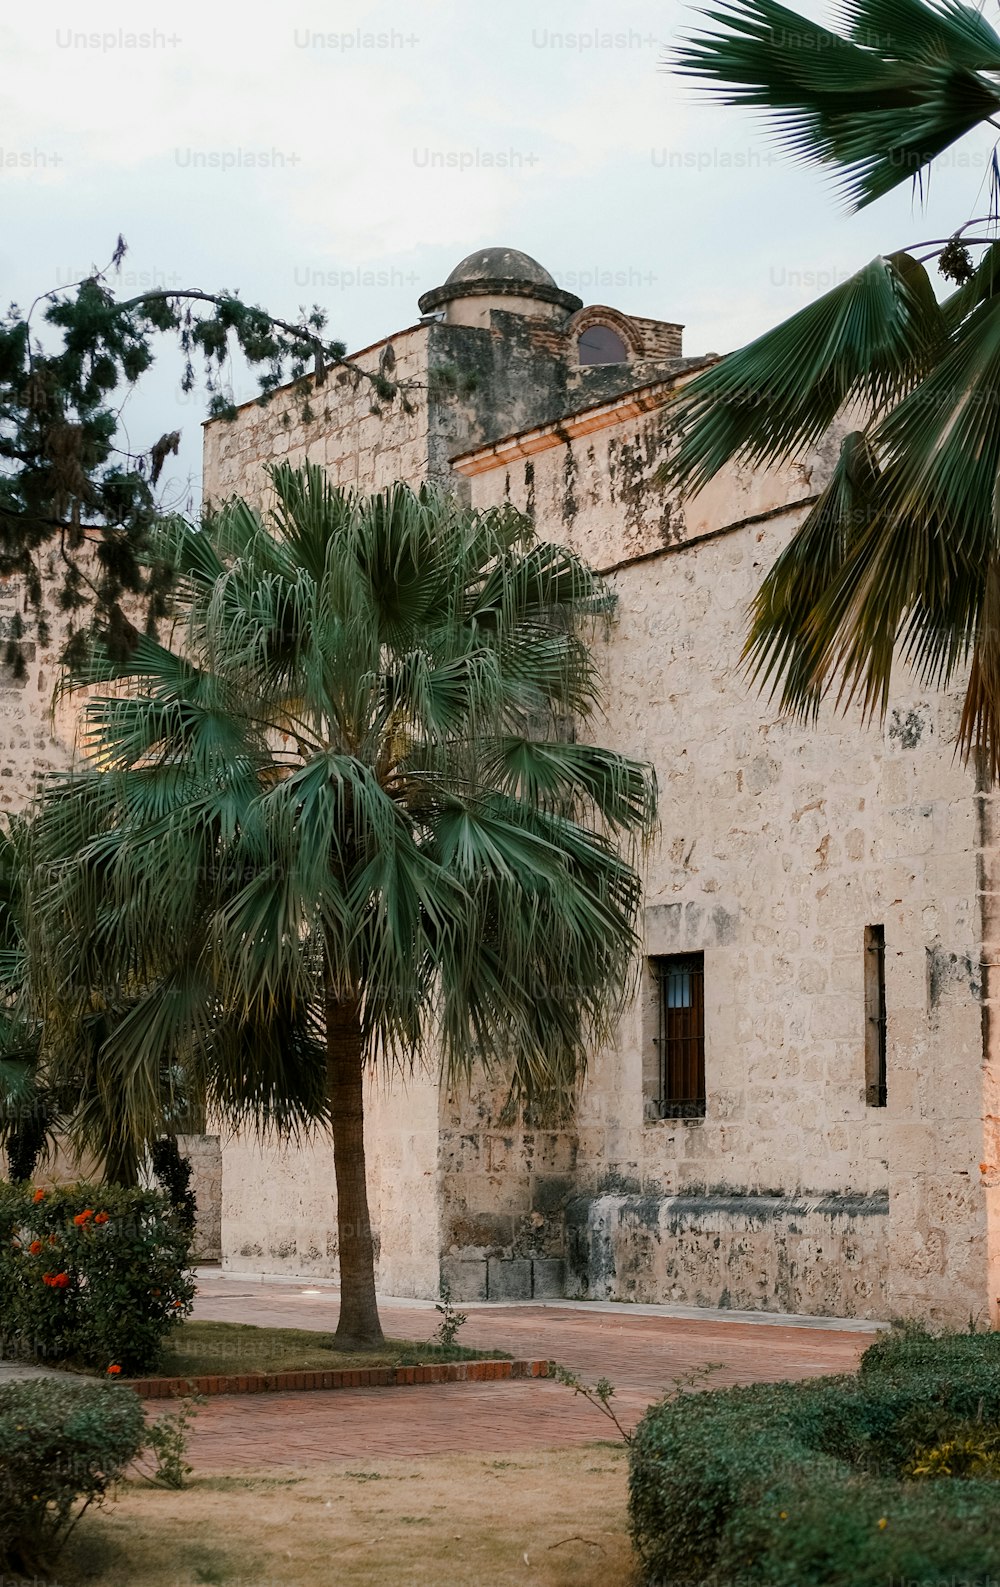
418,247,582,326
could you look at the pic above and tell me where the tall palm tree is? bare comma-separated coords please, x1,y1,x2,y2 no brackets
664,0,1000,772
28,464,657,1347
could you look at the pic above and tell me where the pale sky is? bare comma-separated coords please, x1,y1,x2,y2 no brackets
4,0,994,512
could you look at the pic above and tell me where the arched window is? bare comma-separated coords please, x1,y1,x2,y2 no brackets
577,323,629,365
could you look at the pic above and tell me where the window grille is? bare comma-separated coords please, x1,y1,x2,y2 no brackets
864,925,887,1107
652,953,706,1118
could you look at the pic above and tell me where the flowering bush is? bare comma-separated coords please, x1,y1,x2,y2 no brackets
0,1182,195,1374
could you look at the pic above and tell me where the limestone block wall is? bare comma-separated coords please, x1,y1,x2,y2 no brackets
201,314,696,515
177,1133,222,1261
220,1067,440,1296
979,790,1000,1330
364,1068,442,1298
0,566,80,809
438,1080,578,1302
454,383,835,575
202,325,433,508
458,395,993,1324
568,1192,889,1314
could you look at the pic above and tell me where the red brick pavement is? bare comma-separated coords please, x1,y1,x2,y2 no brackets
165,1277,878,1471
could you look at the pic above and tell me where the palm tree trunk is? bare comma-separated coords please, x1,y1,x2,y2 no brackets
326,994,385,1349
103,1134,140,1188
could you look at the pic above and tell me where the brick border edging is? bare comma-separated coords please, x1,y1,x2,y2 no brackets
128,1358,551,1398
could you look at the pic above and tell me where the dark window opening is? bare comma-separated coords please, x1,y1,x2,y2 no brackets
652,953,706,1118
577,324,629,365
864,924,887,1107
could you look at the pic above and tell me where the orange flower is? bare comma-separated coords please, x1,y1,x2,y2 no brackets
43,1271,69,1289
28,1240,42,1255
73,1210,94,1226
32,1188,45,1204
48,1234,58,1246
93,1211,109,1225
106,1364,122,1376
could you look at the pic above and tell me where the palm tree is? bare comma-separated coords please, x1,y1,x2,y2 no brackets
0,815,215,1189
28,464,657,1347
664,0,1000,773
0,820,52,1182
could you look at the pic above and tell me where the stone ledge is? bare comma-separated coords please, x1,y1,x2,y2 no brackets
127,1358,550,1399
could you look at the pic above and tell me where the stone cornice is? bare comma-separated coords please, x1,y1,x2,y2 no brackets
449,360,715,477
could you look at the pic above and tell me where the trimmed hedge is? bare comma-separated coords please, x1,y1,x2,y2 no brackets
0,1376,146,1576
0,1181,195,1375
629,1326,1000,1586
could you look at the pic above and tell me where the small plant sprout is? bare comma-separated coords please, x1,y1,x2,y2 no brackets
433,1283,468,1350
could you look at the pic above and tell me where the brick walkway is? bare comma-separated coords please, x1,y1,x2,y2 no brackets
170,1276,878,1471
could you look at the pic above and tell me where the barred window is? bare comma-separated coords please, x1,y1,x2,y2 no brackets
651,953,706,1119
864,924,887,1107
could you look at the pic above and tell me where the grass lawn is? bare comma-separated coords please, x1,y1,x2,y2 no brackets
61,1447,635,1586
150,1319,512,1378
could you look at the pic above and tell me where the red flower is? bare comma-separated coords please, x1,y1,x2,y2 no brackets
73,1210,94,1226
43,1271,69,1289
32,1188,45,1204
28,1240,42,1255
93,1212,109,1225
106,1364,122,1376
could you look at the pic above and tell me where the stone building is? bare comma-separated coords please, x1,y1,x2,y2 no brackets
10,247,999,1321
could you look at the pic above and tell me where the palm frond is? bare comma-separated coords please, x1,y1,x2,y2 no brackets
846,0,1000,70
744,430,883,716
661,253,941,495
675,0,1000,207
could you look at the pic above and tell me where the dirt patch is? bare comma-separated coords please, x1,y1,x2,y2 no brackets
61,1446,635,1586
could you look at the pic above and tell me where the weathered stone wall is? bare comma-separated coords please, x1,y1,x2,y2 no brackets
438,1080,578,1302
0,564,82,810
458,394,991,1324
202,311,696,510
202,326,433,508
177,1133,222,1261
628,316,686,360
219,1068,440,1296
568,1192,889,1314
978,788,1000,1329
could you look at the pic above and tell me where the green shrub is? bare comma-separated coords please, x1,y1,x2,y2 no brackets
859,1318,1000,1379
629,1327,1000,1587
0,1376,146,1577
0,1181,196,1375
